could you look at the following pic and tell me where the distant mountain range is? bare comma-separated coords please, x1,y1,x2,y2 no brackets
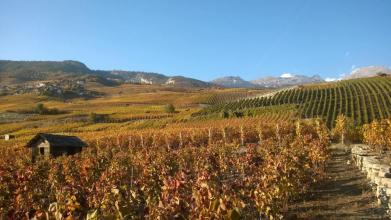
212,66,391,88
343,66,391,79
211,76,255,88
251,74,324,88
0,60,390,89
211,74,324,88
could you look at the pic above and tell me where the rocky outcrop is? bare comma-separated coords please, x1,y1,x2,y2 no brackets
351,144,391,214
211,76,256,88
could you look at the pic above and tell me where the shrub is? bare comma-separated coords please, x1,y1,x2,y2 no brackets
362,119,391,153
88,113,110,123
35,103,47,114
220,111,229,118
34,103,62,115
48,108,60,114
164,104,176,113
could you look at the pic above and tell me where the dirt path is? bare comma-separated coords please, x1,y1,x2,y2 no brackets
288,144,388,219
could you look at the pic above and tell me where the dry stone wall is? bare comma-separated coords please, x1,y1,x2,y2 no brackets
351,144,391,213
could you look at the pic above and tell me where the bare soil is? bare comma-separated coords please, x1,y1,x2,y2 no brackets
288,144,388,219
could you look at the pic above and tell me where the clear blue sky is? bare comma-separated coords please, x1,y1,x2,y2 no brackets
1,0,390,81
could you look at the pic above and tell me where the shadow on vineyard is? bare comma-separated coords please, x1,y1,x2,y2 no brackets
289,144,388,219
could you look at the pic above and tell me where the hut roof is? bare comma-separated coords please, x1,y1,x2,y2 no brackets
26,133,87,148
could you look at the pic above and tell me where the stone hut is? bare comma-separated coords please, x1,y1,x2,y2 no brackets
26,133,87,161
4,134,15,141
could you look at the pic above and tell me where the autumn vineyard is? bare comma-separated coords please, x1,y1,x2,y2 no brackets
1,119,331,219
197,76,391,127
2,70,391,219
3,1,391,217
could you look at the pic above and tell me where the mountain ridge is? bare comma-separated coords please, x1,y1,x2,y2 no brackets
211,76,255,88
0,60,212,88
1,60,389,89
211,74,324,88
251,74,324,88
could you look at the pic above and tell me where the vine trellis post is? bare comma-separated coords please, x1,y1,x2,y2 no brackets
208,128,212,145
179,132,183,147
240,125,245,146
140,134,144,148
222,127,227,146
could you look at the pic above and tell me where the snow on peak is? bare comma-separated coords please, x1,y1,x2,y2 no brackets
280,73,294,78
344,66,391,79
325,77,340,82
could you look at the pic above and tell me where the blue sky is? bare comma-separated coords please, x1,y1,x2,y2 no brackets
0,0,390,81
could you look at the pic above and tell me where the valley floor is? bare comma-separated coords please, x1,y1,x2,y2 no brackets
288,144,388,219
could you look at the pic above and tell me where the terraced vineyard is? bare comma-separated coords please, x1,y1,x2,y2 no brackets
202,89,267,105
196,76,391,127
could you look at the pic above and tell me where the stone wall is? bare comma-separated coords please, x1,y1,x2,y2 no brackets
351,144,391,213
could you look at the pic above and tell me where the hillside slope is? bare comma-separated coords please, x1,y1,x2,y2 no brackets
0,60,91,84
109,71,211,87
0,60,212,88
196,76,391,127
0,60,91,74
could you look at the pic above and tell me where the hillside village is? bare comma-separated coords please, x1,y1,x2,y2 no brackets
0,79,100,99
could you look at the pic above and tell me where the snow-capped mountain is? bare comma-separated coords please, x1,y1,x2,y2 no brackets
251,74,324,88
211,76,256,88
343,66,391,79
210,74,324,88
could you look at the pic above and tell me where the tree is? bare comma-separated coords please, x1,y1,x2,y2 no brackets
220,111,229,118
35,103,48,114
88,113,109,123
333,114,354,144
34,103,62,115
232,111,243,118
164,104,176,113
